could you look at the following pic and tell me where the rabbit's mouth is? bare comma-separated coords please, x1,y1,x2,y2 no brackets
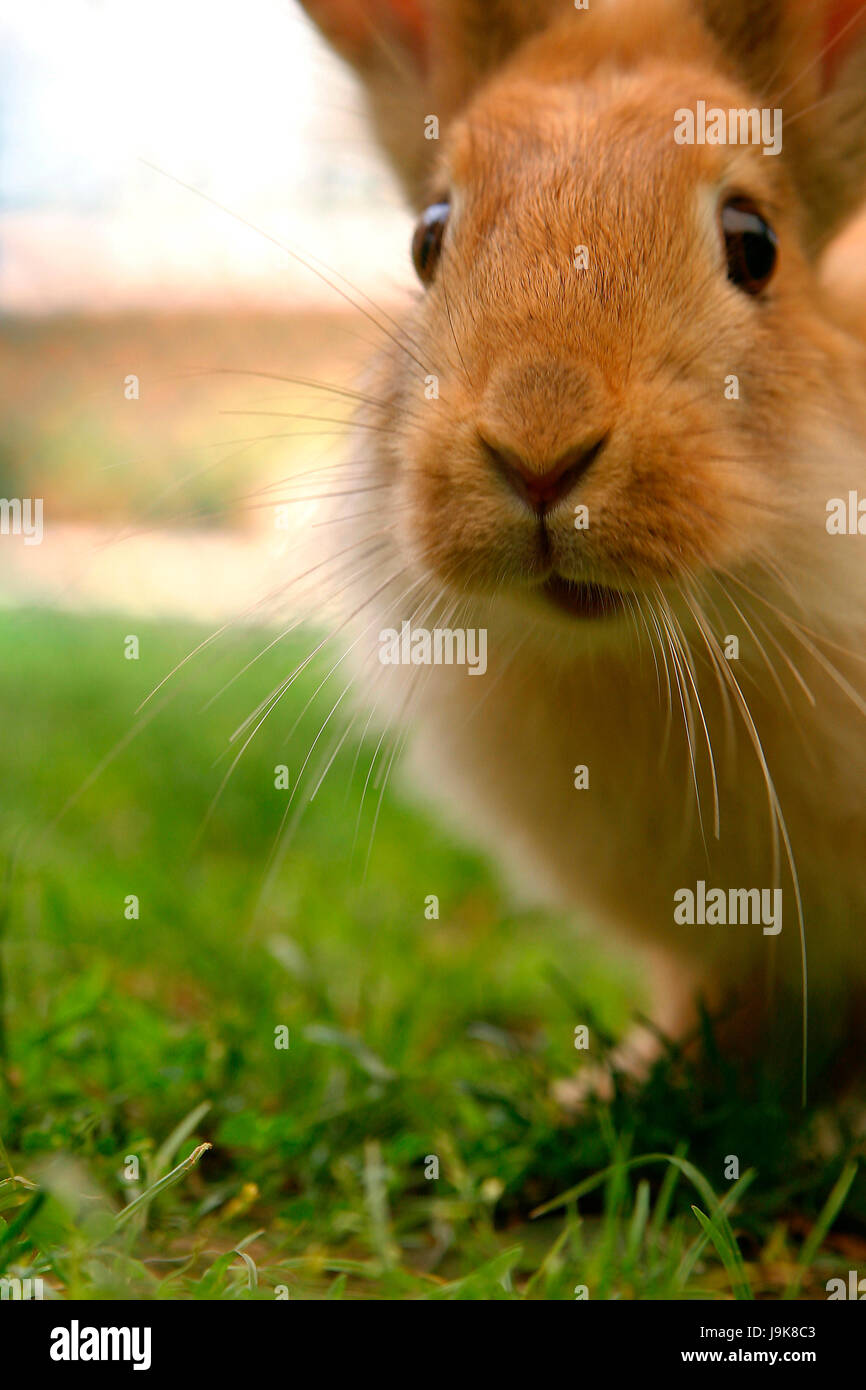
540,576,625,620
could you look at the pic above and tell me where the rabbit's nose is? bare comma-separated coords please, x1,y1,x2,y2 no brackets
481,431,609,514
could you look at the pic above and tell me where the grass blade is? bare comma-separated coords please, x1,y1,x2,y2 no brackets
691,1205,753,1301
784,1161,858,1299
115,1142,212,1230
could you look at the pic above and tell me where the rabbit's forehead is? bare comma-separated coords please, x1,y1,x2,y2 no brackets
447,69,783,221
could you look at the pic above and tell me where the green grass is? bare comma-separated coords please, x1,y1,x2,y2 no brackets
0,609,864,1299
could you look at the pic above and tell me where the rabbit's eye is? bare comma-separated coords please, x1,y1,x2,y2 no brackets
721,197,778,295
412,201,450,285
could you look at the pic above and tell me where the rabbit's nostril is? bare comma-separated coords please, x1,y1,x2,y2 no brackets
481,432,608,514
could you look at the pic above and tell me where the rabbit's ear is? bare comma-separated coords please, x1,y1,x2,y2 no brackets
297,1,428,67
701,0,866,253
297,1,432,200
297,1,555,203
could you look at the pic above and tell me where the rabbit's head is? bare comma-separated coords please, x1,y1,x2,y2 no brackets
300,0,866,632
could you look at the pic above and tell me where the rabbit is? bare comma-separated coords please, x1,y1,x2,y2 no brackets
295,0,866,1098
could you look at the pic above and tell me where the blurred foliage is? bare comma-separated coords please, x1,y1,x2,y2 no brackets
0,314,367,527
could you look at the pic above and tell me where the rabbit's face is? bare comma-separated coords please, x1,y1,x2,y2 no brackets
379,63,828,625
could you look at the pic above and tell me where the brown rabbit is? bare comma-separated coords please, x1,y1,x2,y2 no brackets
295,0,866,1097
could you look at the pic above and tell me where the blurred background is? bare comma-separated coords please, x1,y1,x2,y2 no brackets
0,0,413,616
